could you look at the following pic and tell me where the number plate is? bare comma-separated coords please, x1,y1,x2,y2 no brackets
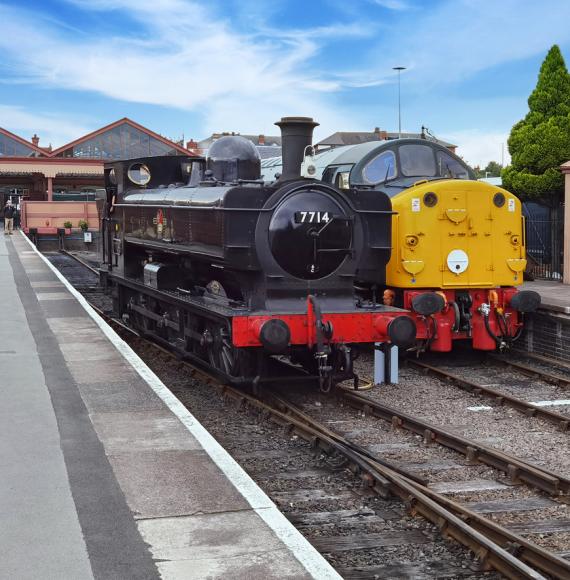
294,211,333,224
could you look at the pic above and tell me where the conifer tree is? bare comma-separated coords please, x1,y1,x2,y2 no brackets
502,45,570,205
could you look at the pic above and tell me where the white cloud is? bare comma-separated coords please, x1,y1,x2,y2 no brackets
2,0,570,145
0,1,376,138
447,129,511,168
0,105,93,147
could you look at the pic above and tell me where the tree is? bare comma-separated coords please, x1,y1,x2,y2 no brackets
473,161,502,178
502,45,570,206
484,161,502,177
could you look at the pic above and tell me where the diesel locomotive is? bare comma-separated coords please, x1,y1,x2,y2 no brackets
99,117,416,388
263,138,541,352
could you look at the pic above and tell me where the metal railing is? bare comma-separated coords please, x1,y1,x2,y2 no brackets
525,214,564,280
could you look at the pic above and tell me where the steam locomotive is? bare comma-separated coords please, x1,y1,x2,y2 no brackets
99,117,416,389
264,138,541,352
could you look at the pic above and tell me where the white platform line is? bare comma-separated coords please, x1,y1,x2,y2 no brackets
20,232,341,580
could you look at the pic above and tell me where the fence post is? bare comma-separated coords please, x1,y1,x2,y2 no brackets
562,173,570,284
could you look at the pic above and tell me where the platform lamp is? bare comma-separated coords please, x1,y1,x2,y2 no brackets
393,66,406,139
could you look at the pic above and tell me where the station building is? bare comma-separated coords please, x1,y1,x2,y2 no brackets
0,118,193,236
0,117,193,206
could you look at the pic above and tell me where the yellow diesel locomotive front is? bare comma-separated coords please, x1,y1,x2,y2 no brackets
388,179,526,290
386,177,540,351
317,138,541,352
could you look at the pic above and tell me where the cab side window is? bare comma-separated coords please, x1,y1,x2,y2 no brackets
362,151,397,183
322,166,336,184
437,151,469,178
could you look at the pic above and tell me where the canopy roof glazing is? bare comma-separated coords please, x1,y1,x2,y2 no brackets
0,133,38,157
56,124,180,159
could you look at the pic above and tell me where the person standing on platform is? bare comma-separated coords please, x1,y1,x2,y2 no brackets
3,200,15,235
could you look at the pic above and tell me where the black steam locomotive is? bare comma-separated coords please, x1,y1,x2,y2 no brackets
99,117,415,389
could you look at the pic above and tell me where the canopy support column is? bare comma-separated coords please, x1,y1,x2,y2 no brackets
47,176,53,202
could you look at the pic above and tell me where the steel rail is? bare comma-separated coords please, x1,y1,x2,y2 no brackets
406,480,570,579
339,388,570,496
514,350,570,374
408,359,570,432
487,353,570,390
220,387,548,579
256,390,568,579
88,302,142,338
59,249,100,276
269,391,428,486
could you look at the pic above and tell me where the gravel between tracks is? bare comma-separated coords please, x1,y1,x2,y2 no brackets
351,350,570,478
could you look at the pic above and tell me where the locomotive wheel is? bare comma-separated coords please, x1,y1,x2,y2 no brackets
204,321,253,379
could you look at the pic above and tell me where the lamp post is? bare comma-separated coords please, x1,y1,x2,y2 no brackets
393,66,406,138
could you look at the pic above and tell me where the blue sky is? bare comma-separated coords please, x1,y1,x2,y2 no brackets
1,0,570,166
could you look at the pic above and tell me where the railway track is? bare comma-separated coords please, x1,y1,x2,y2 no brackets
266,390,570,579
407,359,570,432
98,333,570,578
59,249,100,276
488,353,570,391
46,252,570,578
406,346,570,432
94,317,563,578
97,319,497,578
338,387,570,496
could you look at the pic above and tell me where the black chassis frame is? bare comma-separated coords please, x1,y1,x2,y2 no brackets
104,272,363,388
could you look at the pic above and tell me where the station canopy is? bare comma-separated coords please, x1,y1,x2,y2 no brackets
52,121,186,160
50,118,191,160
0,118,195,201
0,118,193,162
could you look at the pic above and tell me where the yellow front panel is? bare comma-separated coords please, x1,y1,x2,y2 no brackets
386,180,525,289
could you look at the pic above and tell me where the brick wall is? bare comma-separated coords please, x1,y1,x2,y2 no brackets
517,311,570,363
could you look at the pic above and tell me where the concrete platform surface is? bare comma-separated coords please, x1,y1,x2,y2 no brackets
523,280,570,314
0,232,340,580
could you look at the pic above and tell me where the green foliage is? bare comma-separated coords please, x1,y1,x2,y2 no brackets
502,45,570,204
484,161,502,177
78,219,89,231
502,166,563,198
63,221,73,229
473,161,503,178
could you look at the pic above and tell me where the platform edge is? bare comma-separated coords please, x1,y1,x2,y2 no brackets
19,232,341,580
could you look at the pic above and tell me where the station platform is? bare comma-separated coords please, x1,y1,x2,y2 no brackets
523,279,570,315
0,231,339,580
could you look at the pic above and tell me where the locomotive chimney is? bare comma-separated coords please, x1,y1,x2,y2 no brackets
274,116,319,181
